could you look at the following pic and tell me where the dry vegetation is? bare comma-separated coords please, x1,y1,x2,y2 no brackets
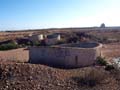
0,28,120,90
0,63,119,90
101,43,120,62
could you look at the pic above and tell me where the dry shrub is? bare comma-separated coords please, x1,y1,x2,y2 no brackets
110,69,120,81
72,68,110,87
96,56,107,66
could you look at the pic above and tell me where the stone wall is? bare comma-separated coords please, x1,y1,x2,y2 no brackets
45,38,58,45
29,44,101,68
29,34,43,42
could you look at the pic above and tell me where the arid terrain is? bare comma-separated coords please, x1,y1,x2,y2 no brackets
0,42,120,64
101,43,120,62
0,28,120,90
0,63,120,90
0,48,29,63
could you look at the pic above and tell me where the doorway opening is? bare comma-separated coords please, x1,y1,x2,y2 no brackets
75,56,78,65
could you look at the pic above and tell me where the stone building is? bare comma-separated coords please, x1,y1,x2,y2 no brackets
28,33,61,45
29,42,102,68
29,34,44,42
45,33,61,45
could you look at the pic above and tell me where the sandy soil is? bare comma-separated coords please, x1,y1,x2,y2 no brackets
101,43,120,62
0,48,29,63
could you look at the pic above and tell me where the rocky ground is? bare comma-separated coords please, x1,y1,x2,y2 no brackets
0,43,120,90
0,63,120,90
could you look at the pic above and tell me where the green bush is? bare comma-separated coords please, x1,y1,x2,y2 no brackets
0,43,18,51
56,40,65,45
32,41,47,46
105,65,114,71
96,56,107,66
33,41,40,46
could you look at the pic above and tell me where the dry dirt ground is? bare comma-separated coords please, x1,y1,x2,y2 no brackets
0,42,120,63
0,63,119,90
0,48,29,63
0,43,120,62
101,43,120,62
0,43,120,90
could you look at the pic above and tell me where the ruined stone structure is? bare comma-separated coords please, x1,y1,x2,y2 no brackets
46,33,61,45
29,34,44,42
29,42,102,68
28,33,61,45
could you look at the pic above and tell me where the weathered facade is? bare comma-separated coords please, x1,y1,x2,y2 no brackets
46,34,61,45
28,33,61,45
29,34,44,42
29,43,102,68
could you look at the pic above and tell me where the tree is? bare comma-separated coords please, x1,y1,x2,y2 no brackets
100,23,105,28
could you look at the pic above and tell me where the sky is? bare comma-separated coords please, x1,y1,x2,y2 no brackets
0,0,120,31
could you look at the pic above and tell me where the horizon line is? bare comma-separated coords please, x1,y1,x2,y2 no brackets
1,26,120,32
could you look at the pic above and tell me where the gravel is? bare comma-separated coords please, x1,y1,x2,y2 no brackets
0,63,119,90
